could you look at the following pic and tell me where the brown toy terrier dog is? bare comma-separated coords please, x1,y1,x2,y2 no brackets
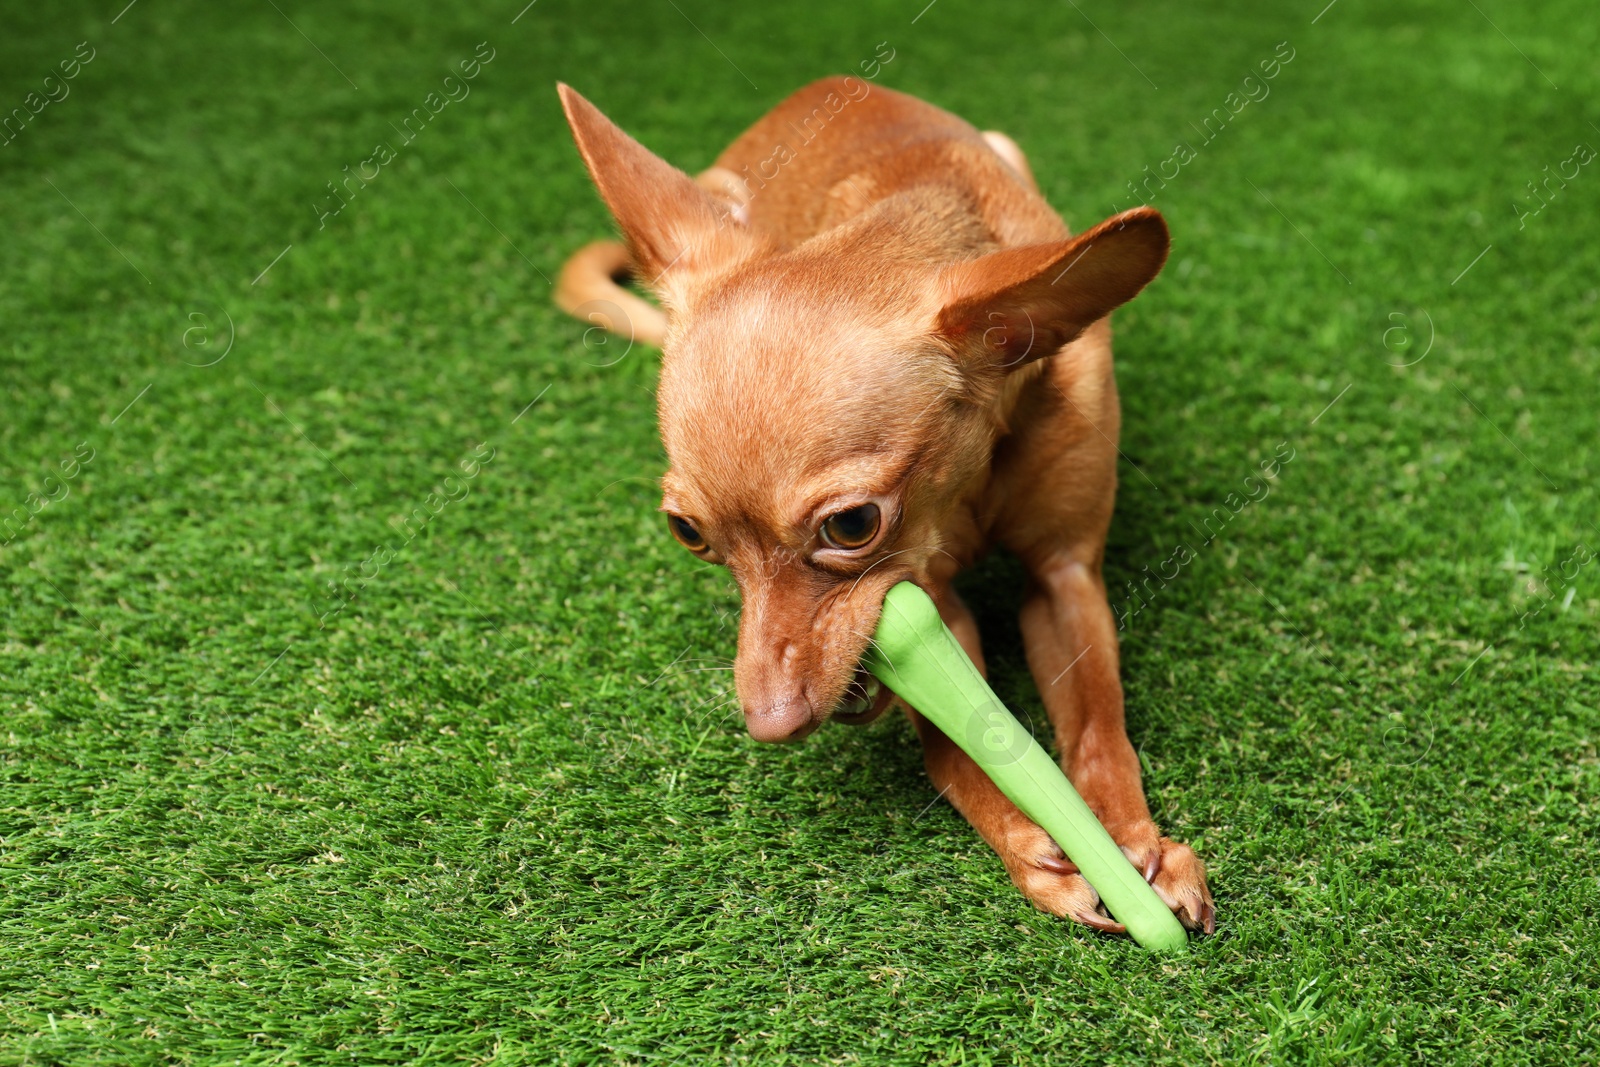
555,76,1213,934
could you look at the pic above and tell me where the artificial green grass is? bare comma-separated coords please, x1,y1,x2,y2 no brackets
1,0,1597,1062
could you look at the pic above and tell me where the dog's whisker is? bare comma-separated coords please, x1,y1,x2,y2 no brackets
846,547,918,600
849,628,900,678
687,695,742,728
688,684,736,706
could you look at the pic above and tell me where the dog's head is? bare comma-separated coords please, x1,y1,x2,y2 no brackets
559,84,1167,741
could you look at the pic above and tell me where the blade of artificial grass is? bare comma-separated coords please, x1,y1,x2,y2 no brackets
864,582,1189,952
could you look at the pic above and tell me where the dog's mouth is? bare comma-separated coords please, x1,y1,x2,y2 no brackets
832,665,896,726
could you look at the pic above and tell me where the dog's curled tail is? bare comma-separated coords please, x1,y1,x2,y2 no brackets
554,239,668,349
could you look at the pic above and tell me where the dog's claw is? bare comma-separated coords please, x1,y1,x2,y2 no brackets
1143,850,1161,883
1072,909,1126,935
1177,896,1214,934
1035,854,1075,875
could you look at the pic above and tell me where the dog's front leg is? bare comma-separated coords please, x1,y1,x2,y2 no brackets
1017,554,1214,932
906,585,1129,931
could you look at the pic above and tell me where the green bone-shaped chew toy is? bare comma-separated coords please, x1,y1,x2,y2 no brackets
864,581,1189,953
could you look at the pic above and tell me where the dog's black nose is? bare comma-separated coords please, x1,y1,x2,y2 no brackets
744,694,816,743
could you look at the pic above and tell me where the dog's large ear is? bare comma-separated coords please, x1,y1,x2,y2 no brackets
932,207,1169,370
558,84,761,310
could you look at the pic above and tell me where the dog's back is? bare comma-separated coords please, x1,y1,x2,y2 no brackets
707,77,1065,249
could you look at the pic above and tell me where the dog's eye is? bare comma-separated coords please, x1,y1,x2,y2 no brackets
667,515,708,552
820,504,881,550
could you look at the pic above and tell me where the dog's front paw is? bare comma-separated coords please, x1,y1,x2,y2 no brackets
999,824,1125,933
1103,820,1214,933
1145,835,1214,933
